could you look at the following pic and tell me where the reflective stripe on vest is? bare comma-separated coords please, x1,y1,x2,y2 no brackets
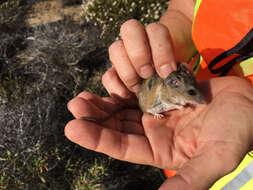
210,154,253,190
221,161,253,190
192,0,253,189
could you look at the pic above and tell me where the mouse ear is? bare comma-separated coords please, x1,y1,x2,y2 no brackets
178,62,191,74
164,75,181,88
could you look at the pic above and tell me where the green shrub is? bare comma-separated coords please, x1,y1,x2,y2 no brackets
83,0,170,43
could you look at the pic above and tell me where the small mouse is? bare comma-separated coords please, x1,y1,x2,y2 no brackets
81,62,205,122
137,62,206,118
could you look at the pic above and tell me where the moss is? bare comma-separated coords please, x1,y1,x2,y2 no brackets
0,74,27,104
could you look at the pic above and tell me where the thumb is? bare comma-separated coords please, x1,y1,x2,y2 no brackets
159,149,242,190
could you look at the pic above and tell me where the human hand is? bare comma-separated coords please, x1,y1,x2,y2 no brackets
109,19,178,94
65,75,253,190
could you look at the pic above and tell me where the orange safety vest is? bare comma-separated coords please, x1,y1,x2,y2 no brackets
164,1,253,189
191,0,253,84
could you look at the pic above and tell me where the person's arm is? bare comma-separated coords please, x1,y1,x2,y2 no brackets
160,0,196,62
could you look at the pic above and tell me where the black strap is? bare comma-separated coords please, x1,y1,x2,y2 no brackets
208,28,253,76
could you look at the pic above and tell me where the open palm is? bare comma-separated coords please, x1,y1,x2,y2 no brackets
65,76,253,190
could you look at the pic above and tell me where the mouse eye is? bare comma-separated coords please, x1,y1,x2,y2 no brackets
188,89,197,96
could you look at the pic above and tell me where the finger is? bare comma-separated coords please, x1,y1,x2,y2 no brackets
65,119,154,165
120,19,155,79
67,97,108,119
102,67,138,106
70,92,143,133
77,91,121,113
117,109,142,123
111,108,144,135
159,147,241,190
109,40,141,94
146,23,177,78
120,120,144,135
76,92,142,123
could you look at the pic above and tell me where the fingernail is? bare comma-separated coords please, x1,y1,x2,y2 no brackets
140,65,154,78
132,84,141,94
159,64,172,78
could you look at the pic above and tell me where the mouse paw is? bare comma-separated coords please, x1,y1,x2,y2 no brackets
153,113,164,119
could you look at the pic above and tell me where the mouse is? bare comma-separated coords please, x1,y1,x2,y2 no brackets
81,62,205,122
137,62,206,118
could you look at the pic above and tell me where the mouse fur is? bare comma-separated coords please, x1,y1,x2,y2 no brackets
137,62,205,117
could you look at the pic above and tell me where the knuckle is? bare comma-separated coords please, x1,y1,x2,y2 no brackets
153,55,171,67
118,87,132,98
130,48,150,64
146,22,167,34
120,19,141,34
108,40,124,57
102,69,133,98
120,71,139,87
102,68,117,84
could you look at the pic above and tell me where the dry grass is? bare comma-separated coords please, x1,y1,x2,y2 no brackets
0,0,166,189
